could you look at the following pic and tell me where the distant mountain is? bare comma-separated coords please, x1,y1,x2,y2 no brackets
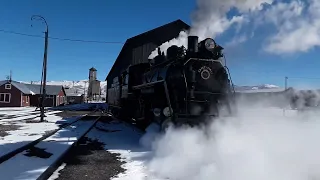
19,80,280,95
233,84,280,91
19,80,107,97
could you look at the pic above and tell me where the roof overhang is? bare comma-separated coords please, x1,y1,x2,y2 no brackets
105,19,190,81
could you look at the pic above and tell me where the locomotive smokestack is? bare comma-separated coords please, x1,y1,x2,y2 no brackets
188,36,198,53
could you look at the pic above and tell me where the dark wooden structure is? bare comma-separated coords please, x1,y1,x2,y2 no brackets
65,88,84,104
105,19,190,93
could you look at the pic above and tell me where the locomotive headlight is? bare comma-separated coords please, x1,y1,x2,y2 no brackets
204,38,216,51
153,108,161,117
163,107,171,117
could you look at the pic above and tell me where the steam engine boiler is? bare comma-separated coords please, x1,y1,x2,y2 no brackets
107,35,235,131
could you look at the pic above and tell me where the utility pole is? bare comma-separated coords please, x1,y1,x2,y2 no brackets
285,76,288,90
31,15,49,122
283,76,289,116
9,70,12,82
84,81,87,103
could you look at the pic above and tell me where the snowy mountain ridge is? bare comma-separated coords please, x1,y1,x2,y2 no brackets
18,80,280,96
233,84,280,91
19,80,107,96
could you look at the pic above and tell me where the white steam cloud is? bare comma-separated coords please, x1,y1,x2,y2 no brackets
149,0,320,59
148,0,272,59
262,0,320,54
140,97,320,180
148,31,189,60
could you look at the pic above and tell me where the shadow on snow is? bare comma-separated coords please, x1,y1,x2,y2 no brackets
0,117,99,180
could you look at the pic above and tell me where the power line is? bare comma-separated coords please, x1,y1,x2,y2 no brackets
287,76,320,80
230,69,320,80
0,29,125,44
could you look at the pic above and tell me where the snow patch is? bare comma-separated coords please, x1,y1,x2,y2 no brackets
47,163,67,180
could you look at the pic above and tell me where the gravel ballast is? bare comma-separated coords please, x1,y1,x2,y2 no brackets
53,136,125,180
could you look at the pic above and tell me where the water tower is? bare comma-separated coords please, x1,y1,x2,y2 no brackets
89,67,97,81
87,67,101,101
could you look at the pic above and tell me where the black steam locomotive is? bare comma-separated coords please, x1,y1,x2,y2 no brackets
107,35,235,131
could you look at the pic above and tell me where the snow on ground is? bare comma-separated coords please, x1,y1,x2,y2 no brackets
0,113,81,157
48,163,66,180
0,107,36,111
0,107,84,158
84,120,154,180
0,110,38,117
79,105,320,180
49,103,107,111
0,110,62,123
0,119,97,180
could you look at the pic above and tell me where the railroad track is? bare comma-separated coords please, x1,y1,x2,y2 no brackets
0,109,106,180
105,112,146,134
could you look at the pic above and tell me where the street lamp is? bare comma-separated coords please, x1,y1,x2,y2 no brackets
31,15,49,122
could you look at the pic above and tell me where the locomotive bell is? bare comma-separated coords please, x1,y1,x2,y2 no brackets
188,36,199,53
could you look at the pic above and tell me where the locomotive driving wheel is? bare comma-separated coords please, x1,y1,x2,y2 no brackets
160,117,174,132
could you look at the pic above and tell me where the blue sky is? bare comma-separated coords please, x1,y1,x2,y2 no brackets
0,0,319,88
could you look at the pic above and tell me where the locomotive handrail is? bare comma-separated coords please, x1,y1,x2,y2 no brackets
132,80,165,90
188,91,225,95
222,54,236,94
183,58,223,66
163,81,173,117
149,59,173,69
224,65,236,94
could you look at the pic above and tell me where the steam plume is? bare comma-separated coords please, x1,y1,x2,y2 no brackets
148,0,273,59
140,95,320,180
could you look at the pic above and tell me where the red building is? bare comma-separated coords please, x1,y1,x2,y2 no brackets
0,80,66,107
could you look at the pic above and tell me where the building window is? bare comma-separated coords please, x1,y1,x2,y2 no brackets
26,96,29,103
5,84,11,90
0,93,11,103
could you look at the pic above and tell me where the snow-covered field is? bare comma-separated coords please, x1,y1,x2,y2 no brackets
0,106,101,180
0,108,78,157
0,118,98,180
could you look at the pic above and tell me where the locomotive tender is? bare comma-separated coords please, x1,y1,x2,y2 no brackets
107,35,235,131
